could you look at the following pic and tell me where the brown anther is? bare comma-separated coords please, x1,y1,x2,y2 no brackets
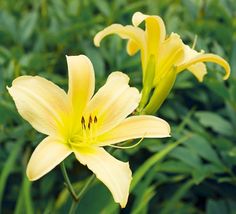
94,116,97,123
81,116,86,129
89,115,93,124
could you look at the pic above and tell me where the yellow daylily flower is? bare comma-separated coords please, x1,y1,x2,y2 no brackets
7,55,170,208
94,12,230,113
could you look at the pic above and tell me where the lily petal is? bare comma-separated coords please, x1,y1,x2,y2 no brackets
180,45,207,81
177,53,230,80
7,76,69,136
85,72,141,135
154,33,184,84
132,12,166,77
27,136,71,181
75,147,132,208
67,55,95,117
132,11,166,51
97,115,170,146
94,24,145,49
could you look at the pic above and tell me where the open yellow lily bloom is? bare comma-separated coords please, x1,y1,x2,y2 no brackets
8,55,170,208
94,12,230,113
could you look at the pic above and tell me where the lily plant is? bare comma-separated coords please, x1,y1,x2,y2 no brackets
8,55,170,208
94,12,230,114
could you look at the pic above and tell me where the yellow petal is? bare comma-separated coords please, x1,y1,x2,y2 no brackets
75,147,132,208
27,137,71,181
67,55,95,117
132,11,166,54
154,33,184,84
7,76,70,136
132,12,166,78
177,52,230,81
179,45,207,81
126,39,140,56
84,72,141,135
97,115,170,146
94,24,145,49
94,23,147,73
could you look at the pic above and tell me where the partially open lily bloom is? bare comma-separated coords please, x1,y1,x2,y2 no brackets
8,55,170,208
94,12,230,113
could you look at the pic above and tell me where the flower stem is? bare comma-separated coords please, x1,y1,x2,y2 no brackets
77,174,96,199
60,162,96,213
60,162,78,201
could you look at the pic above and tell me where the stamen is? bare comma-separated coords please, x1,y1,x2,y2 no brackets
107,135,145,149
81,116,86,129
94,116,97,123
89,115,92,123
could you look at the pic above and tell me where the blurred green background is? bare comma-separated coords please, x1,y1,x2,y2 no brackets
0,0,236,213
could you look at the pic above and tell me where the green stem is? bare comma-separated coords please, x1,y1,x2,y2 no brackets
69,200,78,214
60,162,78,201
60,162,97,213
77,174,96,199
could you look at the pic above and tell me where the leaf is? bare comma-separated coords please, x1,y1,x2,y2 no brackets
184,134,222,166
195,111,234,136
206,199,228,214
0,140,24,212
131,185,156,214
161,179,195,214
131,136,189,191
170,146,202,169
19,12,38,44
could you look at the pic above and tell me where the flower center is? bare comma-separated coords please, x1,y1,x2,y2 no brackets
68,114,98,148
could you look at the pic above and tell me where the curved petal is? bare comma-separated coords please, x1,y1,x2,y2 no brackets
7,76,70,136
97,115,171,146
177,53,230,80
94,23,147,73
67,55,95,117
84,72,141,135
126,39,140,56
94,24,145,50
75,147,132,208
27,137,71,181
132,11,166,54
179,45,206,81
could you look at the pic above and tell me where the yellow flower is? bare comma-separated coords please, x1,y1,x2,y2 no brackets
94,12,230,113
8,55,170,207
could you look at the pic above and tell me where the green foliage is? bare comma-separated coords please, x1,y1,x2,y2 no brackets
0,0,236,213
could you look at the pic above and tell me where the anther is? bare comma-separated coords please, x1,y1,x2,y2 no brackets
81,116,86,129
89,115,93,124
94,116,97,123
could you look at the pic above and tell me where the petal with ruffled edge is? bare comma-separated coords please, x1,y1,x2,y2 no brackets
96,115,170,146
84,72,141,135
75,147,132,208
27,136,71,181
7,76,70,136
67,55,95,117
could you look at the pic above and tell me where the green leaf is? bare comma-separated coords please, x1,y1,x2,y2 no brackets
206,199,228,214
131,136,189,191
170,146,202,169
0,140,24,212
195,111,234,136
19,12,38,44
184,134,222,166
